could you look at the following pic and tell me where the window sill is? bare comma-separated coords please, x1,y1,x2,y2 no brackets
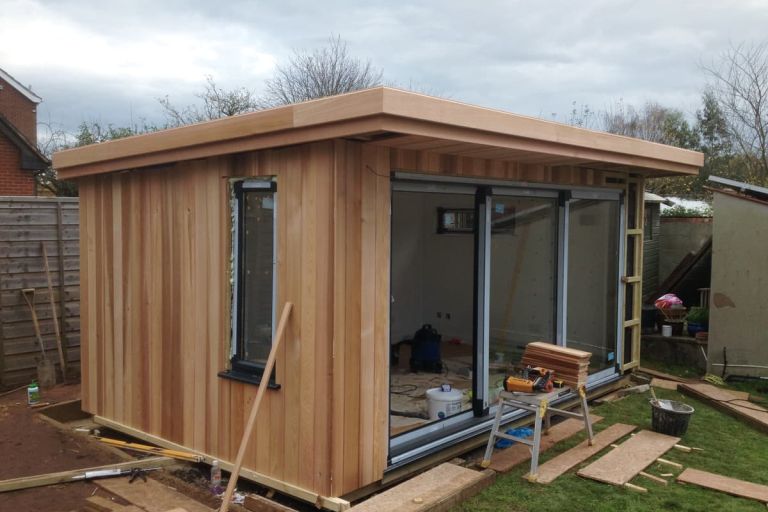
217,369,281,389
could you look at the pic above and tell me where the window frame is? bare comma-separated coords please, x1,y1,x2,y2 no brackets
223,178,279,387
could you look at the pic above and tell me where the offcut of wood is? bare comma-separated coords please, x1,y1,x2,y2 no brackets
650,378,679,391
488,415,603,473
679,382,767,433
677,468,768,504
531,423,636,484
244,493,298,512
348,463,494,512
577,430,680,486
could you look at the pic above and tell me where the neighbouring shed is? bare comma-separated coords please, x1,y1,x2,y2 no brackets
707,176,768,378
52,88,702,508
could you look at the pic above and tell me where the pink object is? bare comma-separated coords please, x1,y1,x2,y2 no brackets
655,294,683,310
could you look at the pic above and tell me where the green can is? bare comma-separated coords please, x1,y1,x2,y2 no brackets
27,380,40,405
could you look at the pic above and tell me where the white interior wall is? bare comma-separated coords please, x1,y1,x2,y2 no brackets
391,191,475,344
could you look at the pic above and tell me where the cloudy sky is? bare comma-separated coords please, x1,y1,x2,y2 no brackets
2,0,768,136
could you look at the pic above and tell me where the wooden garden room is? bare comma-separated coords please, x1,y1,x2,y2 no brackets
53,87,703,509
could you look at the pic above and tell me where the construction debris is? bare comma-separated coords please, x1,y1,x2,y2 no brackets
617,384,650,397
577,431,680,487
677,468,768,504
0,457,175,493
96,437,203,462
679,382,768,433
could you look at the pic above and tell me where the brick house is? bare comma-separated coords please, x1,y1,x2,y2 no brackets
0,68,49,196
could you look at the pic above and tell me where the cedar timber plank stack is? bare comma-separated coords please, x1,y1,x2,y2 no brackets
577,430,680,486
521,342,591,388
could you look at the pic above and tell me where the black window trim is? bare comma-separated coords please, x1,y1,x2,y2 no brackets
220,179,279,389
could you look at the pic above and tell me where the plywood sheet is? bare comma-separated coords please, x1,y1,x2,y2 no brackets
534,423,636,484
577,430,679,486
678,468,768,503
349,463,493,512
488,415,602,473
679,383,767,433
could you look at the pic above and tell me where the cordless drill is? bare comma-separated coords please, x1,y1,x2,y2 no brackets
503,366,556,393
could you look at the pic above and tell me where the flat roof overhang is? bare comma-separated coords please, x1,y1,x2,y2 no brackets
53,87,703,179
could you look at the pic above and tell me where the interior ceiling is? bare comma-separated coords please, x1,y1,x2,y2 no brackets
352,132,670,176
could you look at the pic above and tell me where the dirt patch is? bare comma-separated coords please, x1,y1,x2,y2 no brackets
0,383,123,511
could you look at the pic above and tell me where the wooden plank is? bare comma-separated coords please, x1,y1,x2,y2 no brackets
679,382,768,433
488,415,603,473
677,468,768,504
348,464,493,512
244,494,298,512
533,423,637,484
637,367,690,383
97,477,213,512
93,416,349,512
0,457,174,493
650,378,679,391
577,430,680,486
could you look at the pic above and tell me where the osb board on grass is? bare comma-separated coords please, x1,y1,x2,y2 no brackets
577,430,680,486
679,382,767,433
349,463,494,512
531,423,637,484
97,477,212,512
677,468,768,504
487,415,602,473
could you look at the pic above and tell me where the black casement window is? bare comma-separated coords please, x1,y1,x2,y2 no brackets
225,179,278,386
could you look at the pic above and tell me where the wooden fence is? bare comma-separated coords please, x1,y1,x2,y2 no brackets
0,196,80,388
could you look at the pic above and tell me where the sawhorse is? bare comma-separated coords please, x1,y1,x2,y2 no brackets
480,385,593,481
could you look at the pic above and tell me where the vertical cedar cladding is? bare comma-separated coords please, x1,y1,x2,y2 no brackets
78,143,391,497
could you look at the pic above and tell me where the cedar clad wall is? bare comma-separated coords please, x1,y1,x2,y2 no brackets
79,140,390,497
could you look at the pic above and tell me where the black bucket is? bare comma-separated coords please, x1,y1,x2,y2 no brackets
651,399,695,436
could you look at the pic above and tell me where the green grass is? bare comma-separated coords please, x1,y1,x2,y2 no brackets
456,386,768,511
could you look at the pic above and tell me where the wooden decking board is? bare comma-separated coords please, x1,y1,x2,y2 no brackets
577,430,680,486
679,382,768,433
349,463,493,512
532,423,637,484
677,468,768,503
488,415,603,473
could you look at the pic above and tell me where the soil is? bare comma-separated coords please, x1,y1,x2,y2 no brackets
0,383,123,512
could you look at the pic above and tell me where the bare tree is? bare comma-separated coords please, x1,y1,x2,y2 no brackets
159,75,260,127
704,42,768,180
261,35,383,107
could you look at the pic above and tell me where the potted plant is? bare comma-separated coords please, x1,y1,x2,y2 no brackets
686,307,709,336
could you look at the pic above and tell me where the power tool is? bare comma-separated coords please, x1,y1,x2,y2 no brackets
503,366,557,393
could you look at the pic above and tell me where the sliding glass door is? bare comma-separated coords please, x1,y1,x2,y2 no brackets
486,191,559,407
565,194,621,378
389,178,623,456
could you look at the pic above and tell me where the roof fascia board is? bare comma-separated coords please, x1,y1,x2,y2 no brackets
0,68,42,103
378,115,700,176
53,87,703,177
380,88,703,168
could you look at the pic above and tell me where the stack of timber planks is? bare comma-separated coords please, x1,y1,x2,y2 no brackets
521,342,591,389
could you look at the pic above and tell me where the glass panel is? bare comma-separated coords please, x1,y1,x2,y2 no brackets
567,199,620,373
389,189,476,437
240,190,275,364
488,196,558,401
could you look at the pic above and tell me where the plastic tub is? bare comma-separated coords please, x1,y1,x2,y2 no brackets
651,399,695,436
426,386,463,420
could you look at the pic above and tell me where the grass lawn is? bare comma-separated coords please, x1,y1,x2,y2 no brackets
456,372,768,511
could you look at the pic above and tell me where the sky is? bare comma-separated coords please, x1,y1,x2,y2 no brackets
3,0,768,137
